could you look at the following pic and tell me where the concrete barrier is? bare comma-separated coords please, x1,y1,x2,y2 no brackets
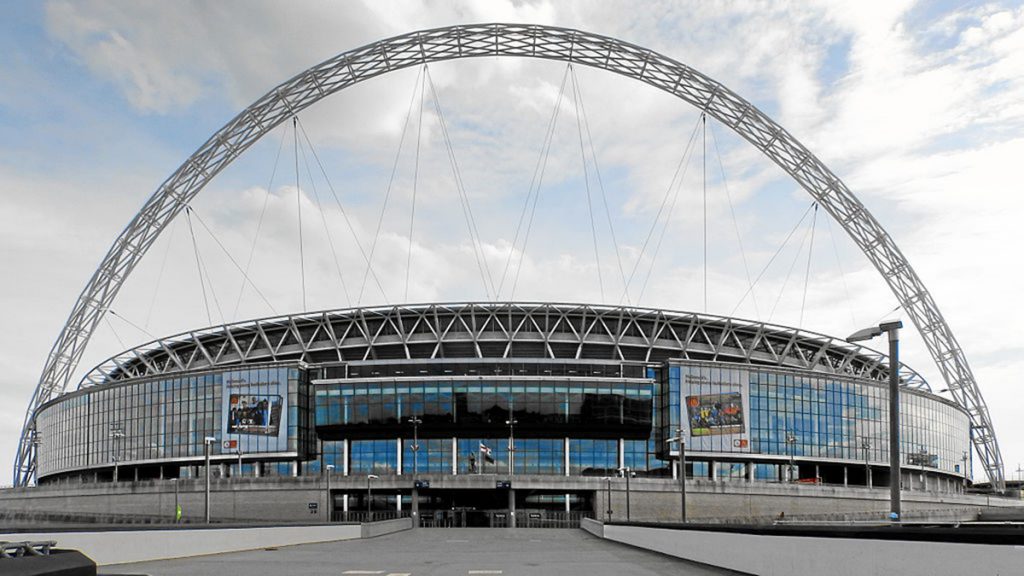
580,517,603,538
0,523,361,565
602,524,1024,576
360,517,413,538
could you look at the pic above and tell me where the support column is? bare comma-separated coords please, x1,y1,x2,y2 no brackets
396,438,403,476
746,461,754,482
618,439,625,470
452,437,458,475
343,439,350,476
564,438,570,476
508,489,516,528
710,460,717,481
843,466,848,487
343,494,349,512
411,487,419,527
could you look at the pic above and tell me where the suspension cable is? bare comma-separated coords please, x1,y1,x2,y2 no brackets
799,203,819,327
569,65,605,301
187,208,278,315
293,117,308,311
823,213,858,327
234,123,288,320
768,203,816,323
618,113,704,304
144,218,177,329
294,117,390,304
359,66,425,305
636,119,703,303
498,65,571,299
185,207,213,325
729,201,817,317
425,66,496,299
107,309,158,340
569,65,631,304
702,113,708,313
296,133,352,307
405,70,426,302
708,122,761,320
102,314,127,351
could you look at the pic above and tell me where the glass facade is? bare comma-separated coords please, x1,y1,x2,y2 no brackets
661,362,971,475
35,358,970,486
35,365,308,478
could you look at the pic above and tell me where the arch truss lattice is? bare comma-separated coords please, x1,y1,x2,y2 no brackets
14,23,1004,489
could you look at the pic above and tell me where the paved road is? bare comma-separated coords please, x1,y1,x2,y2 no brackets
101,528,739,576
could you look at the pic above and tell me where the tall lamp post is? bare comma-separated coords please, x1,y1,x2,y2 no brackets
408,416,422,477
861,439,872,488
325,464,335,523
847,320,903,521
602,476,612,522
203,436,216,524
505,419,518,476
618,467,632,522
665,428,687,523
785,433,798,482
367,474,379,522
109,425,125,483
961,451,969,491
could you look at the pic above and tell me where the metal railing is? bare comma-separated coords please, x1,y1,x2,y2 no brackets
331,510,411,523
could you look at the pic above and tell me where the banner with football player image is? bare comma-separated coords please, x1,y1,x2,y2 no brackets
679,365,751,453
221,369,289,454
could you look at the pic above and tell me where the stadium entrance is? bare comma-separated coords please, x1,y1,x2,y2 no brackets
333,488,594,528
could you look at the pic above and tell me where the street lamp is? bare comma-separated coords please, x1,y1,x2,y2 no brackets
665,428,687,523
618,467,632,522
847,319,903,521
505,419,518,476
325,464,335,523
109,425,125,483
785,433,798,482
407,416,423,477
961,451,969,490
601,476,613,523
367,474,379,522
203,436,216,524
171,477,180,523
861,439,872,488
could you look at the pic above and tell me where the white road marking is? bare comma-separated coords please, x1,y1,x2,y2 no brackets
468,571,503,574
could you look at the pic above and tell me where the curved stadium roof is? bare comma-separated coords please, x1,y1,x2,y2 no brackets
77,303,929,392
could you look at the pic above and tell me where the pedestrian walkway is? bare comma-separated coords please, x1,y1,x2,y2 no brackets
101,528,739,575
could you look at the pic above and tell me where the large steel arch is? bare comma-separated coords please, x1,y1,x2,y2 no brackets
14,23,1004,489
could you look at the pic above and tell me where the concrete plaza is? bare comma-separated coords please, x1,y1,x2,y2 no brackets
101,528,740,576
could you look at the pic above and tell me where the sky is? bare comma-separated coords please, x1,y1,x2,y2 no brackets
1,0,1023,485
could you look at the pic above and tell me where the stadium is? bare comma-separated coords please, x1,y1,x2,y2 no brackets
7,24,1018,526
25,302,975,524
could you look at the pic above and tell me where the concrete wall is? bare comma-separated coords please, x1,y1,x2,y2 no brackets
580,517,603,538
0,523,362,565
589,478,1021,523
3,475,1021,525
360,517,412,538
602,523,1024,576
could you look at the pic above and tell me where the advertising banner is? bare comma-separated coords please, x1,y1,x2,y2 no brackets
679,365,750,453
221,369,288,454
